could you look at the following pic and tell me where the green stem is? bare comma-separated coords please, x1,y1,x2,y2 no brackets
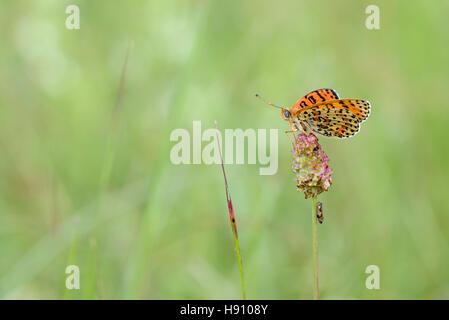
312,196,319,300
232,229,246,300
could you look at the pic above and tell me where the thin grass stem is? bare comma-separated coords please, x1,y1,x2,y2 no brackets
312,196,319,300
215,121,246,300
232,228,246,299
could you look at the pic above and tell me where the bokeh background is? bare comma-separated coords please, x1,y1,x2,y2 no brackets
0,0,448,299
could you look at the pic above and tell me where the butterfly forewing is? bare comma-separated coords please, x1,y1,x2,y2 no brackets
293,89,340,110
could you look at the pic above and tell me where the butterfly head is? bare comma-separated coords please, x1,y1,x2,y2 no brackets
281,109,291,121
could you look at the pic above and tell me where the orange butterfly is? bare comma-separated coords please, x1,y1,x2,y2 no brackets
256,89,370,141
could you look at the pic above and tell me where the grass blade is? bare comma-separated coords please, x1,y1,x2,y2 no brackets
215,121,246,300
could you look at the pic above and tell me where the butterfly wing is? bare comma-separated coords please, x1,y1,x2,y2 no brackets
303,110,361,138
293,89,340,110
298,99,370,138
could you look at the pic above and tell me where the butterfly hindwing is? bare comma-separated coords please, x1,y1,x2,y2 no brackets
305,117,360,138
333,99,370,122
299,99,370,121
298,102,363,138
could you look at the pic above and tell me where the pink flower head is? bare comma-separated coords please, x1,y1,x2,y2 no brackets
291,133,333,199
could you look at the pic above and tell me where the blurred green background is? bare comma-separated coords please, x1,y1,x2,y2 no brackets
0,0,448,299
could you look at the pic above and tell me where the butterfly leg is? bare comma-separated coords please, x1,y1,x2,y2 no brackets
284,130,297,148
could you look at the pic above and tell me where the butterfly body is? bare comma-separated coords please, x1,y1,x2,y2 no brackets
280,89,370,138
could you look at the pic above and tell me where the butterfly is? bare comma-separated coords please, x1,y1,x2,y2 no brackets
256,89,370,141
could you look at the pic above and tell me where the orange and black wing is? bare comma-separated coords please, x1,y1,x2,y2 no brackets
292,89,340,111
298,99,371,138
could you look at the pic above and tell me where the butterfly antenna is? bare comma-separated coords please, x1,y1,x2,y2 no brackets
255,93,284,110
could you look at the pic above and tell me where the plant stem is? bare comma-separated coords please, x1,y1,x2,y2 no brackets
312,196,319,300
215,121,246,300
232,229,246,300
